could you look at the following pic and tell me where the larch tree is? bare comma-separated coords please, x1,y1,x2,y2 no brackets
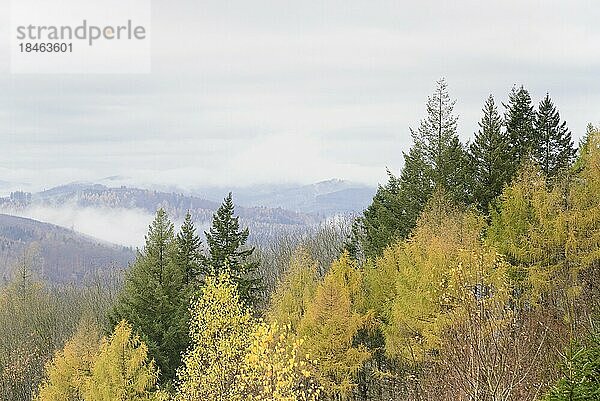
109,208,188,384
203,193,261,305
534,94,576,179
36,320,101,401
298,254,371,399
470,94,512,213
83,320,165,401
267,249,320,331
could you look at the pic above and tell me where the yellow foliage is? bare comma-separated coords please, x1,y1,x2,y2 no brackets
238,321,322,401
298,253,371,399
268,249,320,331
83,320,161,401
379,203,509,363
36,320,100,401
176,275,252,401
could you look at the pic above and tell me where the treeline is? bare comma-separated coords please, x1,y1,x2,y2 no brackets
3,81,599,401
347,80,578,260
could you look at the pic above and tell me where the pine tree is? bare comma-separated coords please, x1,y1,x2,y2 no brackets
176,211,203,285
534,94,576,178
203,193,261,305
470,94,512,213
109,209,188,384
504,85,536,170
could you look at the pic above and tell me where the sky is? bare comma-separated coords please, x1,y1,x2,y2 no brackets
0,0,599,192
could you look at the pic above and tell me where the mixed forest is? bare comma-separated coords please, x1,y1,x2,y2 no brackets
1,80,599,401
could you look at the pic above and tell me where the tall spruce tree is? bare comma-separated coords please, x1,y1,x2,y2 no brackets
470,94,512,213
203,193,261,306
533,94,576,178
109,209,188,384
347,79,468,260
410,78,470,203
176,211,203,286
504,85,536,171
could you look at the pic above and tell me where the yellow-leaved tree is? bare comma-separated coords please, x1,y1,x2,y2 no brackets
176,275,252,401
381,193,509,363
268,249,320,331
83,320,165,401
238,320,322,401
36,320,101,401
298,253,371,399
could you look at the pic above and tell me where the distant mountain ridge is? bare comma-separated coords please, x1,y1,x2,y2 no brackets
0,213,134,284
190,179,376,216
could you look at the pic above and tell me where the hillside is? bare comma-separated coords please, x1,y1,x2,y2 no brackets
0,214,135,284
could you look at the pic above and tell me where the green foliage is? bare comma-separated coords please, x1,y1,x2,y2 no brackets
504,85,536,168
349,79,470,260
175,212,203,286
109,209,189,384
546,324,600,400
203,193,261,305
410,78,470,203
534,94,576,179
470,94,512,213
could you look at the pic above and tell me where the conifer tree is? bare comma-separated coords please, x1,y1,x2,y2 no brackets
109,209,188,384
298,254,371,398
203,193,261,305
84,321,165,401
470,94,512,213
176,211,203,285
36,321,101,401
410,78,470,203
504,85,536,170
347,79,469,260
534,94,576,178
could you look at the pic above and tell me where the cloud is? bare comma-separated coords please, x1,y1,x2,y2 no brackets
0,0,599,189
5,203,156,247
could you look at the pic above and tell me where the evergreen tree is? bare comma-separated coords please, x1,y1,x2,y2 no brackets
534,94,576,178
347,79,468,260
176,211,203,285
470,94,512,213
545,325,600,401
109,209,188,384
410,78,470,203
504,85,536,170
203,193,261,305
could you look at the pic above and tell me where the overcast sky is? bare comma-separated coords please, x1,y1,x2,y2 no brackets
0,0,599,192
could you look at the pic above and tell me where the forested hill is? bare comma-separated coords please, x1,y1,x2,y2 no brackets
0,214,134,284
0,183,320,226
